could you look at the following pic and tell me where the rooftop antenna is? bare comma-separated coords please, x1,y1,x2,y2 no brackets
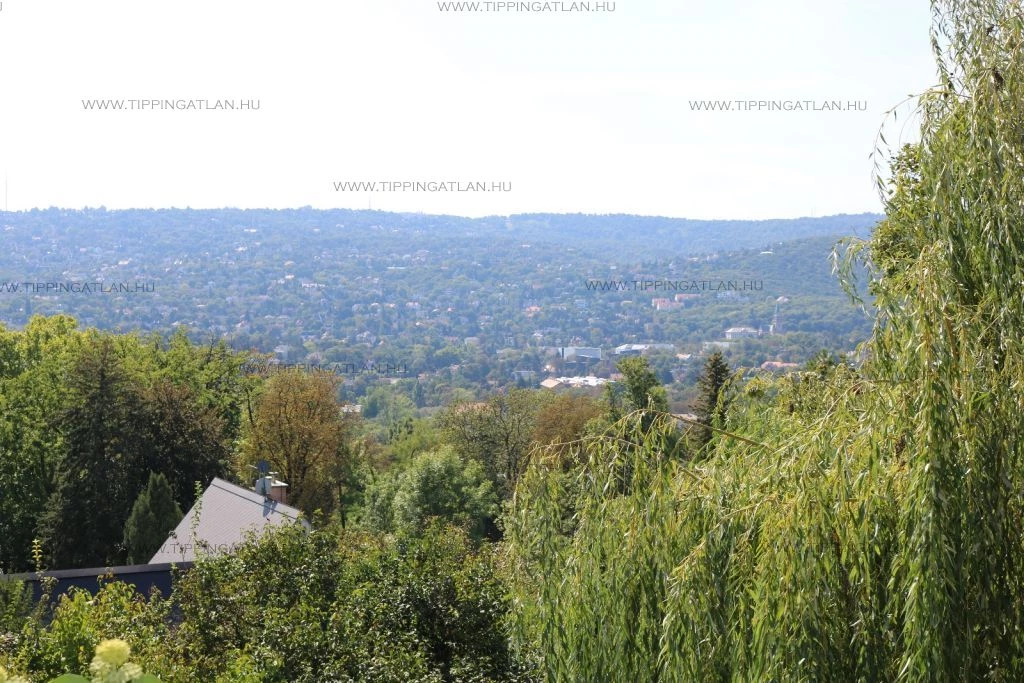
250,460,273,496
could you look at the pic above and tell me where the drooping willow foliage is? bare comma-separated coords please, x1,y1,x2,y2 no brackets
507,1,1024,680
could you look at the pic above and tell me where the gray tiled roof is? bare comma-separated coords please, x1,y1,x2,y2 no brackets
149,477,308,564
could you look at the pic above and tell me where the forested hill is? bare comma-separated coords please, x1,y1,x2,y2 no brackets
0,208,875,386
500,212,880,257
0,207,880,264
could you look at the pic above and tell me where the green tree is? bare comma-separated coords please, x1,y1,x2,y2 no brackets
136,380,229,509
38,337,148,568
860,2,1024,674
363,447,498,540
869,143,926,285
531,393,604,459
241,370,356,518
9,580,171,681
0,579,32,635
0,317,83,572
618,357,669,414
123,472,184,565
34,331,236,569
694,351,732,450
386,418,445,465
156,328,248,440
605,356,670,437
161,523,531,681
437,389,547,499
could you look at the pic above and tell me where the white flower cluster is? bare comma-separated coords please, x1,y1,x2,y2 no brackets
88,640,145,683
0,665,29,683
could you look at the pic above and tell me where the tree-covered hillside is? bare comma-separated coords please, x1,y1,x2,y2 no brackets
0,207,875,407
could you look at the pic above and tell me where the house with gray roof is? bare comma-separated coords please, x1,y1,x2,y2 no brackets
149,477,309,564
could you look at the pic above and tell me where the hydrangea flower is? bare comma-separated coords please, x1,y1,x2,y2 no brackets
93,640,131,669
0,665,30,683
88,639,146,683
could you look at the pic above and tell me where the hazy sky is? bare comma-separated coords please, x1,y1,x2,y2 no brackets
0,0,935,218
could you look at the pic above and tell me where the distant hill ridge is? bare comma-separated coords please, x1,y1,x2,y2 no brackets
0,208,881,262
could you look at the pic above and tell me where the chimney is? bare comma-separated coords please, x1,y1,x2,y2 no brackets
269,479,288,505
254,471,289,505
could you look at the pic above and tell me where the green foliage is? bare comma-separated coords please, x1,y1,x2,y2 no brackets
8,581,170,682
384,418,445,466
861,2,1024,677
363,447,499,540
123,474,183,565
508,4,1024,680
162,522,532,682
530,393,604,460
603,358,681,462
0,319,240,572
35,335,231,569
622,358,668,413
4,638,161,682
0,317,84,572
0,580,32,636
37,337,148,568
870,144,925,285
693,351,732,451
239,369,358,517
438,389,550,499
3,524,530,681
509,371,904,681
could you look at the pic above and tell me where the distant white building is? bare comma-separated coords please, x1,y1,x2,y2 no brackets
559,347,602,362
614,343,676,356
724,326,759,340
540,376,611,389
761,361,799,371
652,298,680,311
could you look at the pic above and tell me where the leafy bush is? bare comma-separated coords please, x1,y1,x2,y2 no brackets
160,522,531,682
8,581,169,682
3,638,159,683
3,523,532,682
363,447,498,540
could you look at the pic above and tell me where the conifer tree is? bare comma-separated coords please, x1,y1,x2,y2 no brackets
123,472,183,564
694,351,731,450
38,338,146,567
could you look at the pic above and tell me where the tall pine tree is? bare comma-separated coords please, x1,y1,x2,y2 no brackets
37,338,147,567
694,351,731,451
123,472,183,564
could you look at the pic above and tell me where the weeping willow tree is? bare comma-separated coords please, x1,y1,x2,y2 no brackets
507,2,1024,680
